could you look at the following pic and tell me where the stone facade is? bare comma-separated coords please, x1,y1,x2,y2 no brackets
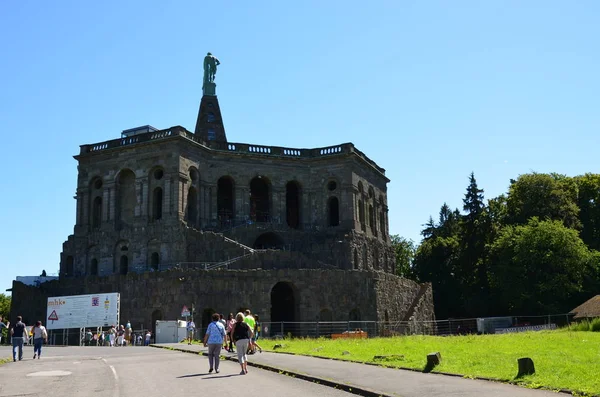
10,86,435,335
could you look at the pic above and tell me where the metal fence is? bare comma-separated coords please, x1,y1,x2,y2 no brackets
259,314,574,339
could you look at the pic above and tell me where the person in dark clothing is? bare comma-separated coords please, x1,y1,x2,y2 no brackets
10,316,26,362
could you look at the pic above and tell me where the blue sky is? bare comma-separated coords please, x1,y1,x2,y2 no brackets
1,1,599,294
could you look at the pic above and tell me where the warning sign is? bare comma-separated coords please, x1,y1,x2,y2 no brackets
48,310,59,323
181,305,190,317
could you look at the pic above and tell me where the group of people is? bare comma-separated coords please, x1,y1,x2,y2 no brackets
87,323,152,347
0,315,48,362
202,309,263,375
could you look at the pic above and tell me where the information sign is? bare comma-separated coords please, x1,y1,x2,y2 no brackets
46,293,120,330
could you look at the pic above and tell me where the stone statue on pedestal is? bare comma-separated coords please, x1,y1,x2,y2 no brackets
203,52,220,86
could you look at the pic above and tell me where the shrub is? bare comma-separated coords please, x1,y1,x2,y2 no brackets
591,318,600,332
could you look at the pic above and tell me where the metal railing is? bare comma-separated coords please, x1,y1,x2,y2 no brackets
259,314,574,338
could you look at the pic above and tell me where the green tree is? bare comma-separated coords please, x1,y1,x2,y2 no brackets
574,173,600,250
0,293,10,320
390,235,416,279
413,235,462,318
506,173,581,229
488,218,594,315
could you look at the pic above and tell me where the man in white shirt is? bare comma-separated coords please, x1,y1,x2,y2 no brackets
186,320,196,345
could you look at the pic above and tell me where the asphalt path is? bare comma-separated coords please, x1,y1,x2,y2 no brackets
0,346,353,397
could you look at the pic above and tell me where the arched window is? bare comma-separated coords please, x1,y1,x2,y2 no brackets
119,255,128,275
150,252,159,271
217,176,235,226
207,112,216,122
116,169,135,228
92,196,102,228
327,196,339,227
153,187,163,220
90,259,98,276
250,177,270,222
186,187,198,226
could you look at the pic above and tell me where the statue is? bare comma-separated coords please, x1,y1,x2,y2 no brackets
203,52,220,86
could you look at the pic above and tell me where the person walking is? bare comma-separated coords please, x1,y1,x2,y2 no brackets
244,309,256,354
186,319,196,345
0,316,9,345
31,321,48,359
10,316,26,362
203,313,226,373
226,313,236,353
230,312,254,375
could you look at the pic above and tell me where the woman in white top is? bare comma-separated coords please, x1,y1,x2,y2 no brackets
31,320,48,359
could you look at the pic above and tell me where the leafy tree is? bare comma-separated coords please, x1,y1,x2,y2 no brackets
413,236,462,318
488,218,594,315
390,235,416,279
0,293,10,320
41,269,47,277
506,173,581,229
574,173,600,250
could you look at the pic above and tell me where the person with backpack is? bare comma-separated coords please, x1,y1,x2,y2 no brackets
230,312,254,375
203,313,226,373
31,321,48,359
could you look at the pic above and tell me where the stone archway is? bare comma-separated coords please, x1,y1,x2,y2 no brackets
253,232,285,250
250,176,270,222
270,282,298,336
201,308,215,335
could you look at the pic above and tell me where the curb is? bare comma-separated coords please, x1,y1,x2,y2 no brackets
150,344,393,397
267,350,583,397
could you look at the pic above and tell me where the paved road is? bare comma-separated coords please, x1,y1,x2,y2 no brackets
155,343,565,397
0,346,353,397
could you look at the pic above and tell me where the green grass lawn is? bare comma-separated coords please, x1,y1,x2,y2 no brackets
264,330,600,396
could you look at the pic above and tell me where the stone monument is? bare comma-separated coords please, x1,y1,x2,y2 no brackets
203,52,220,96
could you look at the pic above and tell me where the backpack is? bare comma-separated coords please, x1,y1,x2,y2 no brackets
233,322,249,342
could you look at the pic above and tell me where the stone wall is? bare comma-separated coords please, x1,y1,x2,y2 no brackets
11,268,433,339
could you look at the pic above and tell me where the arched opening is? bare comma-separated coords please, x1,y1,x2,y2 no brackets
217,176,234,227
270,282,297,336
327,196,339,227
119,255,128,275
318,308,333,336
202,308,215,335
116,169,136,228
286,181,301,229
186,187,198,226
65,255,74,277
151,309,163,342
369,204,376,235
92,196,102,228
250,177,270,222
253,232,285,250
319,309,332,321
152,187,163,220
150,252,159,271
353,248,359,270
349,308,361,322
90,259,98,276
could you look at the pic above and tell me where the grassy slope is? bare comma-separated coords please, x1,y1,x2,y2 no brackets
264,330,600,396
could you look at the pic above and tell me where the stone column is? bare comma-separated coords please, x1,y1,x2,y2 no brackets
179,177,187,220
164,177,172,216
135,180,143,217
108,185,115,222
141,180,148,218
102,187,110,222
81,190,89,227
272,187,283,225
75,190,83,226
